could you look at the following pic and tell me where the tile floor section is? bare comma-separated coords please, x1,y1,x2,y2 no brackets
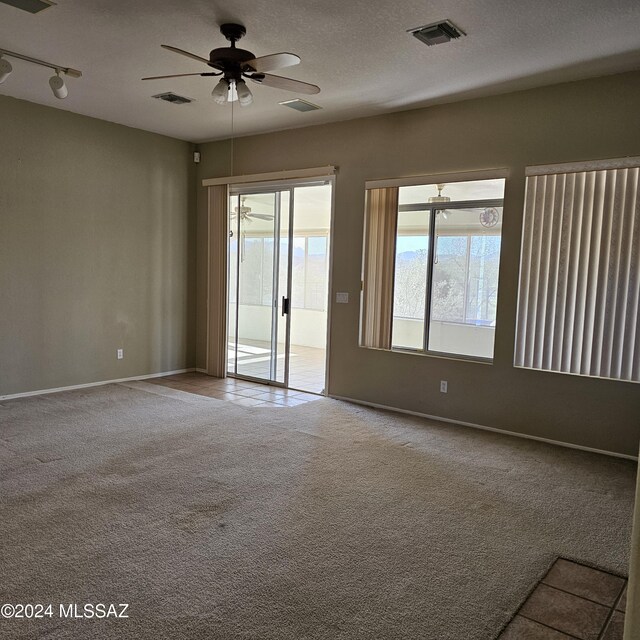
286,343,327,395
499,558,627,640
229,340,326,394
148,372,321,407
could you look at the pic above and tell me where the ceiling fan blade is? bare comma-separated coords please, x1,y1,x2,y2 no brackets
142,72,206,80
249,213,275,220
245,53,301,73
161,44,210,65
249,73,320,95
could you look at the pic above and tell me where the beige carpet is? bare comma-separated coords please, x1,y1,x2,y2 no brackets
0,383,636,639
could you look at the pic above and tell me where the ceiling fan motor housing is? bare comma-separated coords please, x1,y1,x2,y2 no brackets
211,23,261,79
208,47,256,75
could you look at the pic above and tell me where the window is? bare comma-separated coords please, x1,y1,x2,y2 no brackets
515,158,640,382
362,175,506,360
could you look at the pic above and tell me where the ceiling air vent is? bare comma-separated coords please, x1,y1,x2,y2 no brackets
153,92,194,105
409,20,466,46
0,0,56,13
279,98,321,113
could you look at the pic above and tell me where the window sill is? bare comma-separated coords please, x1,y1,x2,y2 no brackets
360,343,494,365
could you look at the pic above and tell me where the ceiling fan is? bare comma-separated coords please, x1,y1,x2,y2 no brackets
231,197,274,223
230,197,275,260
142,23,320,106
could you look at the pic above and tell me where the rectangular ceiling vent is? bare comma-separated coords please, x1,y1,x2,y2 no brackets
279,98,322,113
0,0,56,13
409,20,466,46
153,92,194,105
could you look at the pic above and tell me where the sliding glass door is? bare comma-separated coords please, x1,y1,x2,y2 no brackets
228,180,332,392
228,189,292,385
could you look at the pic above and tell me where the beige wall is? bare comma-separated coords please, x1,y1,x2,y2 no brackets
196,70,640,456
0,95,196,396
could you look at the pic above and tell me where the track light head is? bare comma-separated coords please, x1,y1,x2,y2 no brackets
0,56,12,84
211,78,229,104
49,71,67,99
236,79,253,107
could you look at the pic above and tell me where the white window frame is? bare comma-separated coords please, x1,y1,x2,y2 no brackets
361,169,509,362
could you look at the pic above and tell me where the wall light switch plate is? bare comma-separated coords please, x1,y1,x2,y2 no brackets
336,292,349,304
117,348,124,360
440,380,448,393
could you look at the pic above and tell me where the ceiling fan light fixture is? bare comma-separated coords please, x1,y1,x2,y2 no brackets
428,184,451,203
236,79,253,106
211,77,229,104
228,80,238,103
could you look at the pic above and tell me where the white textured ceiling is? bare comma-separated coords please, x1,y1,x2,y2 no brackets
1,0,639,143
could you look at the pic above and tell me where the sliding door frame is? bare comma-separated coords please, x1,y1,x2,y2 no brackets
227,175,335,395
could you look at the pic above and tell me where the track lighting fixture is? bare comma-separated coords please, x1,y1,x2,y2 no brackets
0,55,12,84
49,70,67,99
0,47,81,98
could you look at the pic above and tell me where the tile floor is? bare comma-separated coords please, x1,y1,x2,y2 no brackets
229,340,326,394
148,372,321,407
286,343,327,394
499,558,627,640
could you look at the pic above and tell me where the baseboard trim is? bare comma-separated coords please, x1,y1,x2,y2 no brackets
0,369,196,401
329,394,638,462
195,368,208,374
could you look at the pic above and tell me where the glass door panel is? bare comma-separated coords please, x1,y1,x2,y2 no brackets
227,180,332,394
227,207,238,371
286,184,331,393
229,191,291,383
275,191,291,384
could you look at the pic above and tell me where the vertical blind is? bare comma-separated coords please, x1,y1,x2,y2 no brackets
515,160,640,382
361,187,398,349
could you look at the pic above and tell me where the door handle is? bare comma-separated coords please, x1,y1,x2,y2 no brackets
281,296,290,316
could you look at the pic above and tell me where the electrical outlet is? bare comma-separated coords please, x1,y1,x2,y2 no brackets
117,348,124,360
336,292,349,304
440,380,448,393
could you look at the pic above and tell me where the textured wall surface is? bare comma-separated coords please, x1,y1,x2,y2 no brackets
196,71,640,456
0,95,196,396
